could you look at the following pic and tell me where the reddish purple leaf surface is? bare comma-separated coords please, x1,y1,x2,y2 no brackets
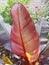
10,3,40,64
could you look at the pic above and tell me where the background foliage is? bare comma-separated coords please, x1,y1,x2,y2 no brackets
28,1,49,23
0,0,49,25
0,0,31,25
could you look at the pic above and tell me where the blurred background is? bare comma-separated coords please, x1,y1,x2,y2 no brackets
0,0,49,24
0,0,49,39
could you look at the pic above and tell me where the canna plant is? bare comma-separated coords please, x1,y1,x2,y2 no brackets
10,2,40,65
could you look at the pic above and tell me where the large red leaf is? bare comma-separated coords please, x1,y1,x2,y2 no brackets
10,2,40,64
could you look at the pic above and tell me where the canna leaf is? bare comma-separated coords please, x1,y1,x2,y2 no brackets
10,2,40,64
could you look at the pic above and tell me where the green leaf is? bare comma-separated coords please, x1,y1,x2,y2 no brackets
47,33,49,39
1,0,31,25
